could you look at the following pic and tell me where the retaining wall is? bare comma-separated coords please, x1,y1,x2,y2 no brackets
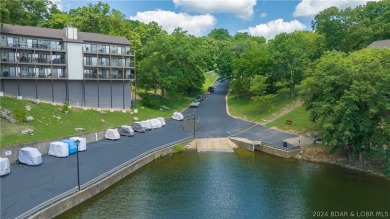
230,137,300,158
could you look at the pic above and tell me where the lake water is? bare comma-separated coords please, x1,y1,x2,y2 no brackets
59,149,390,219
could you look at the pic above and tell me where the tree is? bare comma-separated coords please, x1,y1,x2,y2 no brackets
68,1,111,34
312,0,390,52
0,0,56,26
268,31,312,97
304,49,390,163
208,28,231,41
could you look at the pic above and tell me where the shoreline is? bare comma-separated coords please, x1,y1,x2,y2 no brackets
295,146,390,181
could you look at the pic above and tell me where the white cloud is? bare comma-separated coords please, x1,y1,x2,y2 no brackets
294,0,377,17
260,12,267,18
239,19,307,40
130,10,216,36
51,0,63,11
173,0,257,20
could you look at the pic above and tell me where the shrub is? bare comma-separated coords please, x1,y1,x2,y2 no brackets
13,109,27,122
140,93,159,108
61,102,70,113
173,144,185,154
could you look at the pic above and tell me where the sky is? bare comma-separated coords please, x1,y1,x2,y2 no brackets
54,0,375,39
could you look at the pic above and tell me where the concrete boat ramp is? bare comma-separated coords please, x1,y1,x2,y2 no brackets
190,136,314,158
194,138,237,152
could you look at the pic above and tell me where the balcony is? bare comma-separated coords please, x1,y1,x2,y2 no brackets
2,43,65,51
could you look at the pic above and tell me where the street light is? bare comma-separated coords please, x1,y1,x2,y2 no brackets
75,139,80,190
193,113,196,138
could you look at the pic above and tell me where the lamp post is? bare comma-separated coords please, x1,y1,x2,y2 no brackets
75,139,80,190
193,113,196,138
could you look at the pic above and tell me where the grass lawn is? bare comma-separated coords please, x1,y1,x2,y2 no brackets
227,86,301,122
0,73,217,147
266,105,321,135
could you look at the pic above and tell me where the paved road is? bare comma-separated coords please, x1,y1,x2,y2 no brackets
1,80,296,219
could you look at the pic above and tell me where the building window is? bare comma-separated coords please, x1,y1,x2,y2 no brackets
84,57,97,66
8,52,18,62
28,67,39,77
117,46,123,55
52,68,65,78
28,53,38,63
41,68,51,78
100,68,110,78
27,39,38,48
84,43,97,53
52,54,64,64
9,67,20,77
100,57,110,66
7,37,18,47
99,45,110,53
50,41,60,50
84,69,96,78
117,58,125,67
36,54,50,63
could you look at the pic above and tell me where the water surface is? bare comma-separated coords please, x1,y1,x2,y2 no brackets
59,149,390,219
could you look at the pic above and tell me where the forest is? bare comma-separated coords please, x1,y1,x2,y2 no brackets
1,0,389,174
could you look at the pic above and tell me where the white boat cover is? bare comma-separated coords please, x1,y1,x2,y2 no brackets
119,125,135,136
0,157,10,176
105,128,120,140
19,147,42,166
152,118,162,128
48,141,69,157
132,122,147,133
142,121,152,130
148,119,158,129
157,117,166,126
172,112,184,121
69,137,87,151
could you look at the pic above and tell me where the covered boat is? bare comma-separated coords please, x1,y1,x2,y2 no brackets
61,139,78,155
156,117,166,126
132,122,147,133
141,121,152,131
152,118,162,128
148,119,158,129
48,141,69,157
105,128,120,140
172,112,184,121
119,125,135,137
18,147,42,166
0,157,10,176
69,137,87,151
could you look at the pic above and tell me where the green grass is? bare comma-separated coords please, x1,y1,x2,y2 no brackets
227,86,301,122
266,105,320,134
0,73,217,147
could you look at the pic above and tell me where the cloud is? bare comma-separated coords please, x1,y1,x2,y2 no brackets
260,12,267,18
130,10,216,36
239,19,307,40
294,0,377,17
173,0,257,20
51,0,63,11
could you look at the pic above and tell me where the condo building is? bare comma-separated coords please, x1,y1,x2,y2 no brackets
0,23,136,110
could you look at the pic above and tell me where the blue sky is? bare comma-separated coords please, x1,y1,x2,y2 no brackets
56,0,373,39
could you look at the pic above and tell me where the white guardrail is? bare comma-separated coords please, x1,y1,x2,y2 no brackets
15,137,192,219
